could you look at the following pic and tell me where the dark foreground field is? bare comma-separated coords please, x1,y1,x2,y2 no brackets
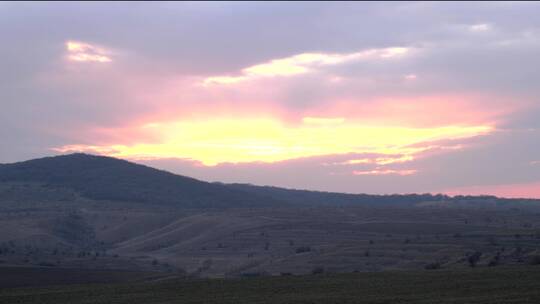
1,266,540,304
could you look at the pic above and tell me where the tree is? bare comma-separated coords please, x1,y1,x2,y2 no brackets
425,262,441,270
468,251,482,267
529,255,540,265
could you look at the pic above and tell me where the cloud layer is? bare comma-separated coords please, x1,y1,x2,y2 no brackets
1,2,540,197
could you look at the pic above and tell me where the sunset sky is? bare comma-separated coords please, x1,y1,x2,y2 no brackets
1,2,540,197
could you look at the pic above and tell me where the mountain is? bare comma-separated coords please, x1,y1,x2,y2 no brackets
0,153,279,208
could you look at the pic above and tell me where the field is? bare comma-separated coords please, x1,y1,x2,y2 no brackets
0,267,170,289
1,266,540,303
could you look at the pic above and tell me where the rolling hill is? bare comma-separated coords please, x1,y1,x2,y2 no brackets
3,153,534,209
0,153,280,209
1,153,540,277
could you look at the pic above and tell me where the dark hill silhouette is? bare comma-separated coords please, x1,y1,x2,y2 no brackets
227,183,443,206
0,153,279,208
0,153,535,209
230,183,539,207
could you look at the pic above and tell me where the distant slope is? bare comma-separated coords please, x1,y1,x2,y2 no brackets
227,183,538,208
227,183,446,206
0,154,279,208
1,154,538,209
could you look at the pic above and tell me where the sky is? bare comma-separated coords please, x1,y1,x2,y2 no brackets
1,2,540,198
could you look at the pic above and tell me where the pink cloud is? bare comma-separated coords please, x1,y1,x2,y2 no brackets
65,41,112,63
352,169,418,176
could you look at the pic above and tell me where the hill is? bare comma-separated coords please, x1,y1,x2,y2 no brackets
229,183,448,206
1,154,540,276
0,153,279,209
3,153,536,209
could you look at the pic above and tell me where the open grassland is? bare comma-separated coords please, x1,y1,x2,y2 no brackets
1,202,540,276
1,266,540,304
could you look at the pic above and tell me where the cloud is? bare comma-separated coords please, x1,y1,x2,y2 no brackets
129,127,540,196
352,169,417,176
203,47,410,85
302,117,345,125
65,41,112,63
404,74,417,80
328,155,415,166
468,23,491,33
1,2,540,196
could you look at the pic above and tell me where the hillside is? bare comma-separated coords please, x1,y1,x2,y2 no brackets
0,153,279,209
230,183,451,206
1,154,540,276
2,153,537,210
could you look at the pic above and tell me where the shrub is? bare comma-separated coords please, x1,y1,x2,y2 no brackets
425,262,441,270
488,259,499,267
489,252,501,267
241,272,263,278
311,267,325,275
529,255,540,265
295,246,311,254
176,268,187,275
467,251,482,267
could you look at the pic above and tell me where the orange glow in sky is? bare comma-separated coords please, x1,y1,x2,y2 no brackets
1,2,537,198
54,117,493,166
